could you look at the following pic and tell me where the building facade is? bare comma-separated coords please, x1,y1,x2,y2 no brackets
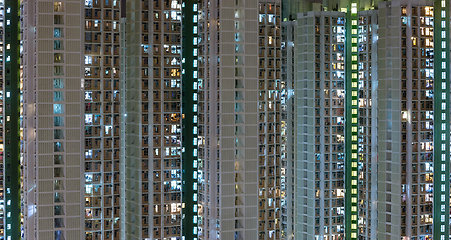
377,1,448,239
197,0,283,239
83,0,121,239
291,0,451,240
22,1,85,240
7,0,451,240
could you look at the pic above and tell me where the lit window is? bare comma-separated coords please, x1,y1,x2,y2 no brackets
53,104,64,114
85,56,92,65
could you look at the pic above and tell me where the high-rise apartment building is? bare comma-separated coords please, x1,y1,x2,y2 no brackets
377,1,448,239
290,0,451,240
22,1,85,240
296,10,378,239
9,0,285,239
122,0,284,239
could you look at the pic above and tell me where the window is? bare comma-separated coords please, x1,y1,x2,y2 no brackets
54,15,63,25
54,40,63,50
54,53,63,63
54,117,64,126
54,2,63,12
53,104,64,114
54,79,64,88
54,28,63,38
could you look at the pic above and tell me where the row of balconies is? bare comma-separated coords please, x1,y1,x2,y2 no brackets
259,3,280,14
85,160,120,172
262,157,281,167
258,69,281,80
85,139,120,150
85,184,120,196
258,145,281,155
84,79,120,91
85,172,120,184
258,37,282,48
85,8,120,20
151,226,181,239
259,178,281,189
259,26,281,36
150,90,181,102
142,101,181,113
258,220,281,232
259,48,281,58
145,137,181,148
85,31,120,44
258,113,282,123
259,80,282,91
86,195,121,208
85,44,120,56
143,0,180,10
85,218,120,232
85,22,120,34
85,0,119,9
259,93,282,102
151,22,181,33
85,102,120,114
85,67,120,79
96,56,120,68
259,135,281,145
259,166,281,178
86,229,120,240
